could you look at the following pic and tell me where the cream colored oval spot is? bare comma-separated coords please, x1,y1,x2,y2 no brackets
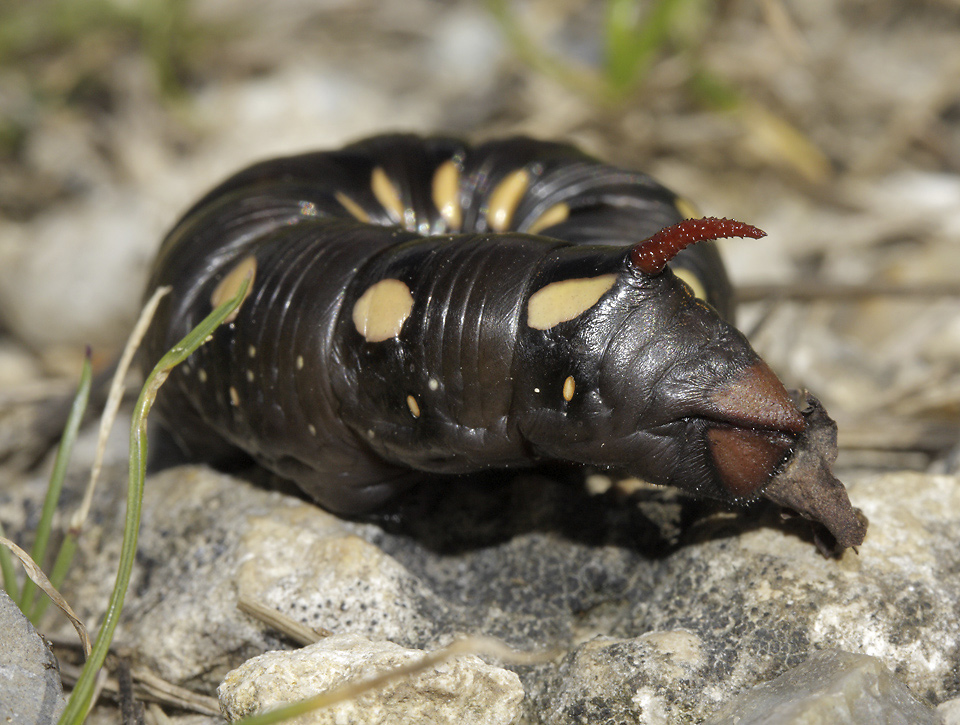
210,255,257,324
371,166,405,224
406,395,421,418
229,386,240,406
334,191,370,223
296,355,304,370
675,197,700,220
527,274,617,330
526,202,570,234
562,376,576,402
352,279,415,342
487,168,529,232
431,160,462,231
672,268,708,302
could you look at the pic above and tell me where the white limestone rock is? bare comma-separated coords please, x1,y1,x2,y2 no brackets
218,633,523,725
704,649,941,724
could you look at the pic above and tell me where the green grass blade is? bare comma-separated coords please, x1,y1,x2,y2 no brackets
20,349,93,620
29,532,77,622
0,521,19,598
604,0,644,91
486,0,609,101
604,0,699,95
57,274,251,725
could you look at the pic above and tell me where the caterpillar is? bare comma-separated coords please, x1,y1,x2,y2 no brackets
142,134,866,552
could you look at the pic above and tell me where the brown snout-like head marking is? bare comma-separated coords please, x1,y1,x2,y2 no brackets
705,361,806,497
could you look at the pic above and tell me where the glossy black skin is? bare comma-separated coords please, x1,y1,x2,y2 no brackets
143,134,764,514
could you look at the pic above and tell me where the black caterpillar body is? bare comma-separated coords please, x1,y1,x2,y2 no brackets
142,134,866,551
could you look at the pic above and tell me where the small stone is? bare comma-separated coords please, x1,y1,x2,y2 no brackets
537,631,708,724
114,467,452,686
704,649,941,725
939,697,960,724
218,633,523,724
0,588,67,724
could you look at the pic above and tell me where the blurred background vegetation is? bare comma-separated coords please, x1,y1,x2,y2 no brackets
1,0,960,464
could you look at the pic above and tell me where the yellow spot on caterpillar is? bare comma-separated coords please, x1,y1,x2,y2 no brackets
675,198,700,220
245,369,254,382
428,378,439,391
487,168,529,232
585,474,613,495
367,429,375,439
563,376,576,402
615,477,654,495
308,424,317,436
526,202,569,234
371,166,405,225
296,355,304,370
432,160,462,231
210,255,257,324
406,394,421,418
352,278,414,342
673,268,708,302
229,386,240,406
335,191,370,223
198,369,207,383
248,345,257,358
527,274,617,330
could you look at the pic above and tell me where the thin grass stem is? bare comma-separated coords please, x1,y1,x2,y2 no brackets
0,521,20,598
20,349,93,620
57,273,251,724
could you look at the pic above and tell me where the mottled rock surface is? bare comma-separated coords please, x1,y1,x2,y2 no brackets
10,465,953,723
534,631,707,724
0,588,67,724
218,633,524,724
704,649,941,725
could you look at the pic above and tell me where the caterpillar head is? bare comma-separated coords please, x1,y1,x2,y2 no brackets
522,218,866,552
